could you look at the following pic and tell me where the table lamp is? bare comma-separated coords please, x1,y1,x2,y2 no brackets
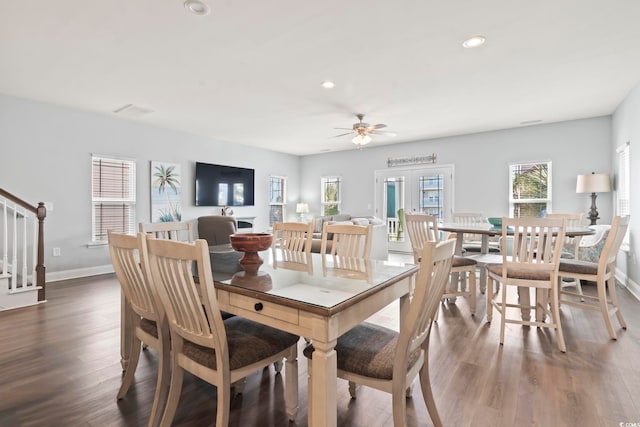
296,203,309,221
576,172,611,225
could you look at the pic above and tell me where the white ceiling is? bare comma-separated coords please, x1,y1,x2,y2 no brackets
2,1,640,156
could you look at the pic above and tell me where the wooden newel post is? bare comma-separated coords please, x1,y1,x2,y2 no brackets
36,202,46,302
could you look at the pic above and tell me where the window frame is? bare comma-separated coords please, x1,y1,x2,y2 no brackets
91,154,137,244
616,142,630,251
321,176,342,216
508,161,552,218
268,175,287,226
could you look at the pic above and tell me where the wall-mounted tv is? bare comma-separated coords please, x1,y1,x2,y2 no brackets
195,162,255,207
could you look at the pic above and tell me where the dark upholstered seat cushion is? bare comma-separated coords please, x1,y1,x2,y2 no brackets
486,264,552,281
139,318,158,338
462,244,501,254
452,255,477,267
182,316,299,371
559,259,600,275
303,322,421,380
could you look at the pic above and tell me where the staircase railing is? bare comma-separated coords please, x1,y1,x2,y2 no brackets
0,188,47,302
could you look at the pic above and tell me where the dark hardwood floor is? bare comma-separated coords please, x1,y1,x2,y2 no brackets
1,273,639,426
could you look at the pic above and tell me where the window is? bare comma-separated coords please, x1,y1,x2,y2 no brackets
617,142,630,250
269,176,286,226
321,176,341,216
509,161,551,218
91,155,136,243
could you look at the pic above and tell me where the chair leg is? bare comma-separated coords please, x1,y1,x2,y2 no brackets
348,381,358,398
159,363,185,427
468,268,476,316
607,275,627,330
215,381,231,427
550,285,566,353
306,358,313,422
598,277,618,339
273,359,283,373
285,347,299,421
419,342,443,427
117,335,142,400
148,340,171,427
391,379,408,427
486,278,494,323
499,283,507,345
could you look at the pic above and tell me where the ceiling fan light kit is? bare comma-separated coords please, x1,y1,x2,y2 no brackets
332,113,396,149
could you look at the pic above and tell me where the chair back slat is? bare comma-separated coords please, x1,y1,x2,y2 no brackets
599,216,630,269
405,214,439,263
144,237,227,353
321,223,372,259
502,217,565,274
108,231,158,321
272,221,314,253
139,221,194,242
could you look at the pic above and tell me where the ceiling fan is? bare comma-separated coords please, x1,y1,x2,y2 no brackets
331,114,397,148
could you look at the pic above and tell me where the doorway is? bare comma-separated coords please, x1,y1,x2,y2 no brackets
375,165,454,253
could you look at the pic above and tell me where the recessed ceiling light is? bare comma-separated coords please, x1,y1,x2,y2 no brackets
321,80,335,89
462,35,486,48
184,0,210,16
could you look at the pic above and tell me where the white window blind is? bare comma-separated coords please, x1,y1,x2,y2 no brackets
92,155,136,242
269,175,286,226
617,142,630,250
321,176,341,216
509,161,552,218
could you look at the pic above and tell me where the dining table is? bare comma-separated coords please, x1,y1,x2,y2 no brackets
120,246,418,427
438,221,595,321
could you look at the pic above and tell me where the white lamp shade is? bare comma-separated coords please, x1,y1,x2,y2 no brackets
296,203,309,214
576,173,611,193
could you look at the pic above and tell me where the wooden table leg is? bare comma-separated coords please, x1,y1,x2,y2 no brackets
310,338,338,427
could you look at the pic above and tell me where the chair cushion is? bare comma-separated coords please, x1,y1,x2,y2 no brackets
182,316,299,371
462,244,501,254
559,259,599,275
452,255,477,267
303,322,421,380
486,264,552,281
139,318,158,338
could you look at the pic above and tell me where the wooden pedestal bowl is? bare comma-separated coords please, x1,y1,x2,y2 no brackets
229,233,273,274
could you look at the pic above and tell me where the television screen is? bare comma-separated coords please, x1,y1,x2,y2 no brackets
195,162,255,207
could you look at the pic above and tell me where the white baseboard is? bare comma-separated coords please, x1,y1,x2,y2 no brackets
616,267,640,301
47,265,114,283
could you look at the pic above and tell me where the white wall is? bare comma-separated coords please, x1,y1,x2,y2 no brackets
612,81,640,293
0,95,300,278
300,117,613,222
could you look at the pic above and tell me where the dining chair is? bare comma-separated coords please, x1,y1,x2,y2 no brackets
545,213,585,298
142,236,300,427
108,231,170,427
486,217,567,352
320,222,373,259
272,221,314,253
303,239,455,427
557,215,630,339
405,213,478,315
139,221,194,242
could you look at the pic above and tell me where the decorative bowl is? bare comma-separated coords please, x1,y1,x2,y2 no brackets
229,233,273,274
487,217,502,227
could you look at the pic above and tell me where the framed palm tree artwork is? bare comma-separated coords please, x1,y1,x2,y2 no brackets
151,161,182,222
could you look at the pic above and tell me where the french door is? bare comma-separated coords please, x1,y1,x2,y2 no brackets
375,165,454,253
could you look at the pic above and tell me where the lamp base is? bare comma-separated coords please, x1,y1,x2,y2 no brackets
587,192,599,225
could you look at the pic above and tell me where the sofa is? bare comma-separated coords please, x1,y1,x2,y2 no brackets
309,214,389,260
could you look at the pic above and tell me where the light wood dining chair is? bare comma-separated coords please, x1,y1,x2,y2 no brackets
142,236,300,427
545,213,585,297
139,221,194,242
272,221,314,253
558,215,630,339
304,239,455,427
451,211,499,254
486,217,567,352
108,231,170,427
320,222,373,259
405,213,478,315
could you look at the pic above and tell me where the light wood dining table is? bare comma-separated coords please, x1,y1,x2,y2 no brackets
120,246,418,427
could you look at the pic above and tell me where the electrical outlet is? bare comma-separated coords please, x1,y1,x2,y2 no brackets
52,247,61,257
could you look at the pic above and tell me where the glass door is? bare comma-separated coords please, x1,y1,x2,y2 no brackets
375,165,453,253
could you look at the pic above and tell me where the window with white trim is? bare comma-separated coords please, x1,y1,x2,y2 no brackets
269,175,286,226
509,161,551,218
321,176,341,216
91,155,136,243
617,142,630,250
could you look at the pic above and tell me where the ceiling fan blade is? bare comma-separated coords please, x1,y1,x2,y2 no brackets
372,123,387,129
373,130,397,137
333,127,354,130
330,132,354,138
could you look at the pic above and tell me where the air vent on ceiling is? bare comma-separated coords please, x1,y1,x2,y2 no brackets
113,104,154,117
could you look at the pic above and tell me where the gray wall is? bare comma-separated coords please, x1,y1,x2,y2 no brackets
612,81,640,292
0,95,300,278
300,117,613,222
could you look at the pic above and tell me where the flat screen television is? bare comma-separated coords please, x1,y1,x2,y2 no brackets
195,162,255,207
